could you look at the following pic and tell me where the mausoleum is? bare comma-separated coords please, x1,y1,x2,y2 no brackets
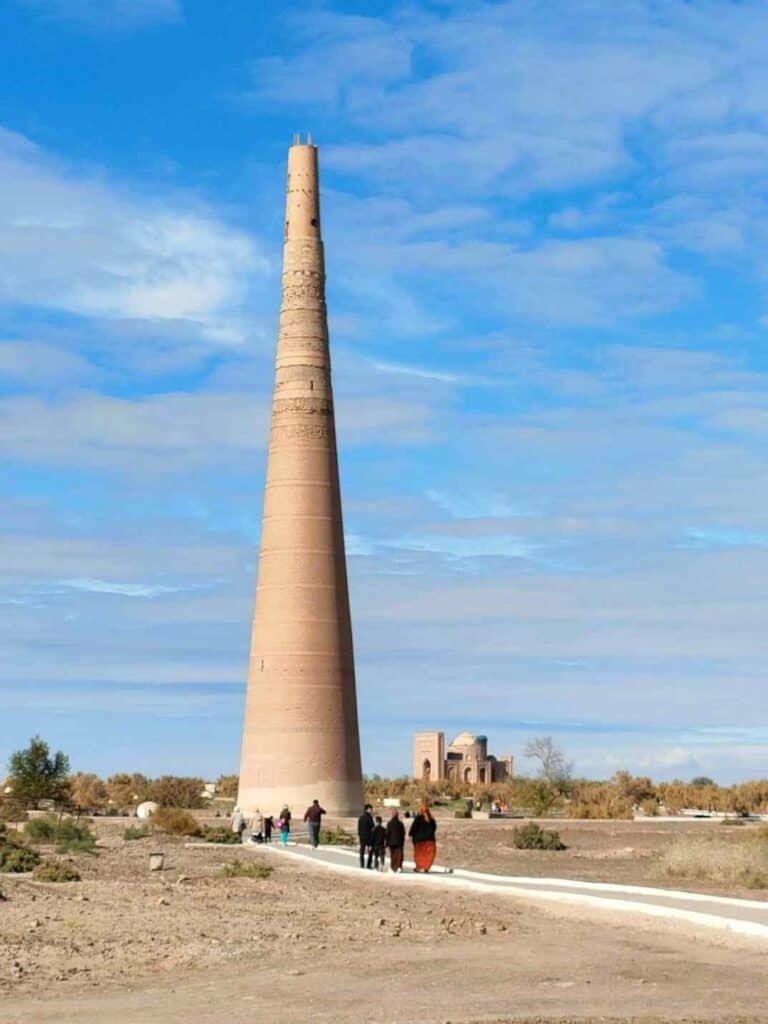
413,731,513,784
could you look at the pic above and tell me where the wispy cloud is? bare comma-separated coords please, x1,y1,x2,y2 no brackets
370,359,459,383
0,127,265,343
16,0,182,31
682,527,768,550
57,577,203,598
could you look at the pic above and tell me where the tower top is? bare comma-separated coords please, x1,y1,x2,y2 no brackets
291,132,315,147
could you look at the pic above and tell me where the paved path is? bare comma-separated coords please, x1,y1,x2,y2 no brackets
248,840,768,942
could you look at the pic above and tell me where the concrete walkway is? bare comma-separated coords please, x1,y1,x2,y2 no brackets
249,840,768,942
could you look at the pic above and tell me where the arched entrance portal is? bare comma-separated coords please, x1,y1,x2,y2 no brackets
422,759,431,781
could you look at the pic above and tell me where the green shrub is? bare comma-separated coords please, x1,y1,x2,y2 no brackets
152,806,200,836
218,857,272,879
56,819,97,855
512,822,567,851
24,816,58,841
320,825,356,846
200,825,241,844
454,810,471,819
123,825,152,841
0,844,41,872
32,859,81,882
26,815,98,854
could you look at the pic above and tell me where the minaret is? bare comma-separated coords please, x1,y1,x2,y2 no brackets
237,137,364,818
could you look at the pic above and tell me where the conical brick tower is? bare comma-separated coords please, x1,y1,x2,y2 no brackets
237,138,363,818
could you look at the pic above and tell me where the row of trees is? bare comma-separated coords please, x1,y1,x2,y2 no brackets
2,736,239,815
5,734,768,819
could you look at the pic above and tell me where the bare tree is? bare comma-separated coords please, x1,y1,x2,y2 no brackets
524,736,573,789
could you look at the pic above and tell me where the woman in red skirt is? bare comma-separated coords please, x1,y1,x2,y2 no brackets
409,803,437,872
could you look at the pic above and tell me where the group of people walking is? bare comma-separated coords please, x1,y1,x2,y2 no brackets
358,803,437,873
231,800,438,872
230,804,295,846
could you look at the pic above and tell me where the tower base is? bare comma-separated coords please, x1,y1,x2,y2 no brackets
236,777,364,820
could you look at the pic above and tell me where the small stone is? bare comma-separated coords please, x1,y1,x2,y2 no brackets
157,897,169,906
29,919,41,929
377,918,386,927
476,923,487,935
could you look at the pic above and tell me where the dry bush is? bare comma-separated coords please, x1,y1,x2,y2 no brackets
106,773,151,812
0,796,28,824
69,773,108,813
512,822,566,851
566,781,634,819
320,825,356,846
200,825,240,844
151,806,200,836
216,775,239,799
218,857,272,879
148,776,205,809
32,859,81,882
657,836,768,889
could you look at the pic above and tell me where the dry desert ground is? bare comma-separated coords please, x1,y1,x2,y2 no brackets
1,815,767,1024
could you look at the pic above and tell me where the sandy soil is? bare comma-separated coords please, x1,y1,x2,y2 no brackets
1,817,767,1024
434,817,768,901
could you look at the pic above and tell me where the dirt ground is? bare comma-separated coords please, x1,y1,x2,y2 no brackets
435,817,768,901
1,816,767,1024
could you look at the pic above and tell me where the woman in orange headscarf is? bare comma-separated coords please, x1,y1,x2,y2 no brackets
409,803,437,872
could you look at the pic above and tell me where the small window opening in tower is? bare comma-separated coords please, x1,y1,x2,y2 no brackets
311,218,318,227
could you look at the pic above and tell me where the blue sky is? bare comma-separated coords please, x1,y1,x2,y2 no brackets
1,0,767,784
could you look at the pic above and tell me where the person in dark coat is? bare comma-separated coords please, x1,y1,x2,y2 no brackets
384,808,406,872
303,799,326,849
371,815,386,871
409,803,438,872
263,815,274,843
357,803,375,868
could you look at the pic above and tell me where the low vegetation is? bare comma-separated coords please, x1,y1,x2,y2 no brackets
218,857,272,879
32,859,81,882
200,825,241,844
215,774,239,799
123,824,152,841
657,835,768,889
151,806,200,836
320,825,356,846
512,822,567,851
0,845,41,872
25,815,98,854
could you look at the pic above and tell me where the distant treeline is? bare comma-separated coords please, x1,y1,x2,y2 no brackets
3,734,766,820
363,772,768,818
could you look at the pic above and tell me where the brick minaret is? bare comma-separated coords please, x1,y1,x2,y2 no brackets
237,138,363,818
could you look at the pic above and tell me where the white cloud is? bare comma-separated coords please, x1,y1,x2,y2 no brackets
370,359,459,383
0,127,266,342
58,577,202,598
